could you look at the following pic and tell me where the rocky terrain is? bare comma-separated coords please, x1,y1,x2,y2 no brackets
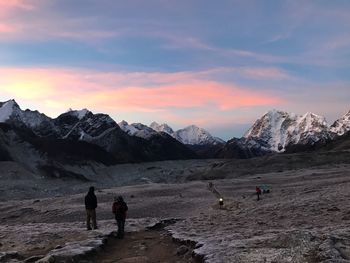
217,110,350,159
1,142,350,262
3,99,350,165
0,100,197,166
2,100,350,262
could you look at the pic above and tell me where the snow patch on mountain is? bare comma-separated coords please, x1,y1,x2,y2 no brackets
150,122,225,145
244,110,330,152
118,120,139,135
68,109,90,120
330,110,350,136
0,99,52,129
118,121,157,139
150,122,174,135
174,125,225,145
0,100,16,122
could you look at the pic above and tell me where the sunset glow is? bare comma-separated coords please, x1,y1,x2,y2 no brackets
0,1,349,139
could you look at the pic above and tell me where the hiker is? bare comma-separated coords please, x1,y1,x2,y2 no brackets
112,196,128,239
256,186,262,201
85,186,98,230
262,184,270,194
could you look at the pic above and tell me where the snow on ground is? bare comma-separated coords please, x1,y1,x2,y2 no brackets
167,167,350,262
0,218,159,262
2,158,350,262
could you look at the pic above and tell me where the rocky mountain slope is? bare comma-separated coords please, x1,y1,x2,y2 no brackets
330,110,350,136
218,109,350,158
243,110,331,152
151,122,225,146
119,120,158,139
1,100,350,163
0,100,197,176
119,121,225,158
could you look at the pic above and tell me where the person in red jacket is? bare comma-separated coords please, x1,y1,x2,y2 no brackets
112,196,128,239
256,186,262,201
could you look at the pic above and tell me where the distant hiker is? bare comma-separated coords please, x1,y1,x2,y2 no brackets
262,184,270,194
85,186,98,230
112,196,128,239
256,186,262,201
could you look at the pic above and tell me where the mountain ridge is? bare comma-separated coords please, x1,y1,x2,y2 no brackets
1,99,349,161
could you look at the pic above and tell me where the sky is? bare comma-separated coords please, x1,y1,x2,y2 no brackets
0,0,349,140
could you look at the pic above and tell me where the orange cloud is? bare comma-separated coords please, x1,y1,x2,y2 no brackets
0,67,283,118
90,83,279,112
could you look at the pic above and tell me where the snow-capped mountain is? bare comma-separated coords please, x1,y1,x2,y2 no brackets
330,110,350,136
150,122,174,135
118,121,158,139
0,100,54,132
243,110,331,152
149,122,224,146
173,125,225,145
0,100,197,164
54,109,117,140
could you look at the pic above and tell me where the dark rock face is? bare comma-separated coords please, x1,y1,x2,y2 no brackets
53,111,117,140
0,101,197,170
144,132,198,161
186,144,224,159
216,138,272,159
0,123,118,166
0,139,12,162
285,130,350,153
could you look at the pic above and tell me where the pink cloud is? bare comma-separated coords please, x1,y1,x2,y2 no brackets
238,67,291,80
83,82,280,112
0,0,33,15
160,111,257,128
0,67,283,120
0,0,35,37
0,23,17,33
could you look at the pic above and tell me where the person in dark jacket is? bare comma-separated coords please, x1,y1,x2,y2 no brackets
85,186,98,230
112,196,128,238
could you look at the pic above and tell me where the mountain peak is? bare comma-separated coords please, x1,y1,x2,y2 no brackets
150,122,174,135
66,108,91,120
119,120,129,126
330,110,350,136
150,121,159,127
0,99,21,122
244,109,330,152
174,125,224,145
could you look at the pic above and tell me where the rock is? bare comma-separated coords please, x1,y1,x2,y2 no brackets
327,206,340,212
176,245,189,256
0,251,23,261
36,255,55,263
24,255,45,262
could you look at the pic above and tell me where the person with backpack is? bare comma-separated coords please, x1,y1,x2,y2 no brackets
112,196,128,239
256,186,262,201
85,186,98,230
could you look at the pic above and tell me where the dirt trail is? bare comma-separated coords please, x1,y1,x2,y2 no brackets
95,229,195,263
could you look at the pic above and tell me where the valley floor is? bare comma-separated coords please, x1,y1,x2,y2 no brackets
1,157,350,262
